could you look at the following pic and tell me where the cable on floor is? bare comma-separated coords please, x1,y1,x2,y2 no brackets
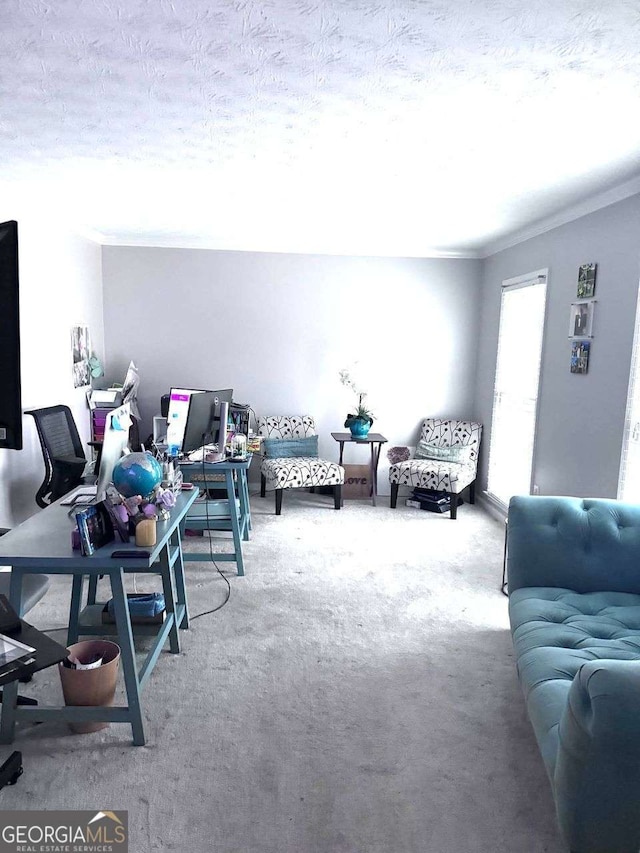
189,442,232,621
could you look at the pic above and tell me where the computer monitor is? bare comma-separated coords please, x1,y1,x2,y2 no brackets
96,404,131,500
166,388,209,451
210,390,233,452
211,388,233,407
182,391,217,454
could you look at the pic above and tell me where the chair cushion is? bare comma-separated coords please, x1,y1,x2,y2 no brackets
388,459,476,493
509,586,640,777
415,440,470,463
263,436,318,459
261,457,344,491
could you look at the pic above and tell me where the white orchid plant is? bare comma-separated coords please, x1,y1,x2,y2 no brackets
339,368,374,428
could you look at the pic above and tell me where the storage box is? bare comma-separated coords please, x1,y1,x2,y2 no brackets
406,496,450,513
342,464,370,500
408,489,463,513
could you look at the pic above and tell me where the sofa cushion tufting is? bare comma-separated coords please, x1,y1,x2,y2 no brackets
509,586,640,779
507,496,640,852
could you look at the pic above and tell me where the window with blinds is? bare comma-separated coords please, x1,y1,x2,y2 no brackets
486,272,547,508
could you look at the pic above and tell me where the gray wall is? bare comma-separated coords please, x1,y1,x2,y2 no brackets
475,193,640,500
103,247,482,491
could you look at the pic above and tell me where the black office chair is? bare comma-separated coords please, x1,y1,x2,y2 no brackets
26,405,97,508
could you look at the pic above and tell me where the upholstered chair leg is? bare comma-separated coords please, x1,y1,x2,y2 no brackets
275,489,283,515
390,483,399,508
449,493,458,520
469,480,476,504
309,486,315,493
334,484,342,510
260,474,266,498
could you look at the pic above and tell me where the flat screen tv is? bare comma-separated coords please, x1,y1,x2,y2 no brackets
0,220,21,450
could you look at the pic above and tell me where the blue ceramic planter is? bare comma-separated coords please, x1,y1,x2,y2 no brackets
349,418,372,439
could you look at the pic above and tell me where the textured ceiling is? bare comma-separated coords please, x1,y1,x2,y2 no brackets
2,0,640,255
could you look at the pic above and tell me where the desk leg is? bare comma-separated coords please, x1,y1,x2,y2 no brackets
245,471,252,533
237,470,250,541
67,574,84,645
110,568,145,746
159,544,180,654
87,574,98,605
0,680,19,744
172,528,189,629
225,470,244,577
241,470,252,535
9,568,24,618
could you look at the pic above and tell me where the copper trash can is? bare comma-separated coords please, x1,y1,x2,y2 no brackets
58,640,121,734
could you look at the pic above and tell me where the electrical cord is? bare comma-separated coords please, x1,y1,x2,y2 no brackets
189,437,231,621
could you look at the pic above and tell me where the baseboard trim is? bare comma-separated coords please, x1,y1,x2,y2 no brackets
477,492,508,523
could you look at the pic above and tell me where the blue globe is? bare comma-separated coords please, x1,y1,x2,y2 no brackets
112,452,163,499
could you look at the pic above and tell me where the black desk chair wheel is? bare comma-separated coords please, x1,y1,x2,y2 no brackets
0,750,23,789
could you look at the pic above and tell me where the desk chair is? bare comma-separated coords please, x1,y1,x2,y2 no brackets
0,529,50,707
26,405,100,508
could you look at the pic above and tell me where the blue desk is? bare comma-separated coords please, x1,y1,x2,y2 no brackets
180,457,252,576
0,489,199,746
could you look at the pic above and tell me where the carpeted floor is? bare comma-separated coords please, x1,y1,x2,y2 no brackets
2,492,564,853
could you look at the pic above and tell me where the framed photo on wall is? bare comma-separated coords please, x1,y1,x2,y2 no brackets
568,300,595,338
577,263,597,298
71,325,91,388
570,340,590,374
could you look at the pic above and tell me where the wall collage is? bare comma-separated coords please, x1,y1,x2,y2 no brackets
569,263,597,374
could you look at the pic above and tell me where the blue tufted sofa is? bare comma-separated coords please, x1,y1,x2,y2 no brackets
507,495,640,853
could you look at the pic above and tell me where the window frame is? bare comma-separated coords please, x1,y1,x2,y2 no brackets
617,281,640,500
485,268,549,512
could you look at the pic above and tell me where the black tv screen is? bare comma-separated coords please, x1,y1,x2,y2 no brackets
0,220,22,450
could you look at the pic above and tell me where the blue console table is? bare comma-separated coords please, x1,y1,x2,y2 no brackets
179,457,252,576
0,488,199,746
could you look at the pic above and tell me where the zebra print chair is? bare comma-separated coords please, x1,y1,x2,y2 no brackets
257,415,344,515
389,418,482,519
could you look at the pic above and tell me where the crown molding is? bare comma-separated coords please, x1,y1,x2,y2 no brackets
480,173,640,258
93,233,482,259
74,226,107,245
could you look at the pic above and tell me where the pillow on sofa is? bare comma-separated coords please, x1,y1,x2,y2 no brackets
263,436,319,459
415,440,469,463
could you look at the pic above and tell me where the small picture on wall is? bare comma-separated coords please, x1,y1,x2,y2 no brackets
577,263,597,298
71,325,91,388
568,300,595,338
571,340,590,374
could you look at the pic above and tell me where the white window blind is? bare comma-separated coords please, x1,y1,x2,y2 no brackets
618,283,640,500
487,274,547,508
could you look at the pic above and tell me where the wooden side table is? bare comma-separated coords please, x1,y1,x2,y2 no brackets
331,432,388,507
